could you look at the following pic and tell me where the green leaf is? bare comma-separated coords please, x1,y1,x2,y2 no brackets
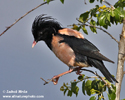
67,90,72,97
106,12,111,22
78,74,85,81
89,0,95,3
90,19,97,33
85,80,92,88
114,7,124,21
97,11,111,29
64,88,68,96
98,12,106,26
73,86,79,97
108,88,116,100
60,0,64,4
121,9,125,19
71,82,77,91
63,82,68,88
47,0,50,4
110,10,115,17
95,5,99,8
82,26,88,34
82,81,86,95
89,96,96,100
72,24,81,31
108,91,116,100
111,84,116,92
60,86,64,91
97,80,103,92
90,7,98,17
110,16,115,24
71,82,79,97
100,0,102,3
91,80,98,91
90,89,96,94
114,0,125,8
85,80,92,96
104,85,106,91
79,12,90,22
99,96,102,100
78,76,83,81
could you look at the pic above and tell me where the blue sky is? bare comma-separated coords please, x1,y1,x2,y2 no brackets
0,0,124,100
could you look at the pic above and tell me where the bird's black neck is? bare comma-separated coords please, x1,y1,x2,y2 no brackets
43,24,63,50
43,31,58,50
44,37,53,50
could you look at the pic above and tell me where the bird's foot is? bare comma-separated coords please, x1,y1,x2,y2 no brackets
51,69,74,85
75,67,82,76
52,75,60,85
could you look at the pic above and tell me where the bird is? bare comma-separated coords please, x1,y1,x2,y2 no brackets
31,14,118,85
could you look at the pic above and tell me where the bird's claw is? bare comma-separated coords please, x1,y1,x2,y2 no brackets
74,67,82,76
52,75,60,85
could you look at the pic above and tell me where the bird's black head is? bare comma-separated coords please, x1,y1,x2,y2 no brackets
32,14,62,48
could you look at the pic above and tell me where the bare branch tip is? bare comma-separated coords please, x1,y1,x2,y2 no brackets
0,0,54,36
103,0,115,10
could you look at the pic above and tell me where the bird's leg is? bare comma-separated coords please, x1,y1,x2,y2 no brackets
52,67,74,85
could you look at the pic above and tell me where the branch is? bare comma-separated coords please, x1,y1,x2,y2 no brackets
79,68,111,88
0,0,54,36
76,18,119,43
99,27,119,43
40,77,52,85
102,0,115,10
84,0,87,4
115,19,125,100
40,68,111,88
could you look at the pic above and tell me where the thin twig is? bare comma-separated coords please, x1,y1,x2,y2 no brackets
99,27,119,43
80,69,111,88
40,68,111,88
0,0,54,36
102,0,115,10
84,0,87,4
40,77,52,85
76,18,119,43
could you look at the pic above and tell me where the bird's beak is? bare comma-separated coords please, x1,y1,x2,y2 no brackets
32,41,37,48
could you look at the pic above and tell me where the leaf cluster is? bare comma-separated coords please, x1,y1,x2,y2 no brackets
114,0,125,8
71,3,125,35
60,74,116,100
60,82,79,97
42,0,125,99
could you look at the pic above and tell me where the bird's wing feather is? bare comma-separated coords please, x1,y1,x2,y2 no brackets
58,28,84,39
58,34,114,63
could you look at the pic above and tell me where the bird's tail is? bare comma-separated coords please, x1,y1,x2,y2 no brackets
87,58,118,83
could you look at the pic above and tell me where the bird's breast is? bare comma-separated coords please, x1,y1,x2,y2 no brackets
51,35,75,66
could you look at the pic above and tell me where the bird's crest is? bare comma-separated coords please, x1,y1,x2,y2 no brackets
32,14,62,34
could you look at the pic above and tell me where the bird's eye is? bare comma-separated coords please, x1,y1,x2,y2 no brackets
39,32,43,35
38,32,43,37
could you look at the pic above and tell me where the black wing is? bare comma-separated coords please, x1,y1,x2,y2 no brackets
59,34,114,63
58,34,118,83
